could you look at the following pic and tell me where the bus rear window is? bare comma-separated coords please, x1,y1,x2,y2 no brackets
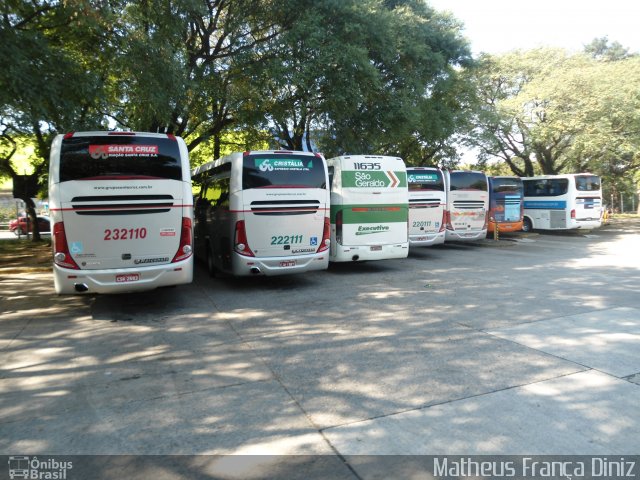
450,172,487,191
243,154,326,189
491,178,523,194
60,136,182,181
408,171,444,191
575,175,601,192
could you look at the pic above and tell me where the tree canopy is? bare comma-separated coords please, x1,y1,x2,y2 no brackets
2,0,639,225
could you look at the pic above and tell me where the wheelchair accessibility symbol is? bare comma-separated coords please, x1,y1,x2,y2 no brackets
70,242,83,254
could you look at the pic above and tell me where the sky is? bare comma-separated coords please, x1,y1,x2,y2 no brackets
426,0,640,56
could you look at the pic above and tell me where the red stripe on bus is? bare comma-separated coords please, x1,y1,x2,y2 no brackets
50,205,193,212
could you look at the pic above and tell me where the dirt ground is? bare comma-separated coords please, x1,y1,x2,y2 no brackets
0,237,52,270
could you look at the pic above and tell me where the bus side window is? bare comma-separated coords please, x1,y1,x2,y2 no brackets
328,166,334,191
215,178,230,208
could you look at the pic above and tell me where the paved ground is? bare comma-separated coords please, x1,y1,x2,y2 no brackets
1,220,639,478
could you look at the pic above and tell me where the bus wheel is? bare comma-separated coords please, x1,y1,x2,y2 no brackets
522,217,533,233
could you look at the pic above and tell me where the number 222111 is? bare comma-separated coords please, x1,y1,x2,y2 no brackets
104,227,148,240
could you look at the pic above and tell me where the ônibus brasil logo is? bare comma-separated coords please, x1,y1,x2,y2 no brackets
8,456,73,479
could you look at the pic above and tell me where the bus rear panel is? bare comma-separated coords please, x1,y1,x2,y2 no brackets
488,176,524,233
444,170,489,242
48,131,194,294
407,167,446,247
328,155,409,262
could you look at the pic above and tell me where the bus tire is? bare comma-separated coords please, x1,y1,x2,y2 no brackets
522,217,533,233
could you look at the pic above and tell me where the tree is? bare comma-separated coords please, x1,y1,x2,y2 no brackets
1,0,109,240
464,47,640,186
248,0,472,161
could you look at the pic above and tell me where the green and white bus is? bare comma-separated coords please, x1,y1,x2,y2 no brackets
192,151,331,276
327,155,409,262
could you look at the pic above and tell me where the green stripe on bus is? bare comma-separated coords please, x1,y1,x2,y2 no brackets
330,204,408,224
341,171,407,188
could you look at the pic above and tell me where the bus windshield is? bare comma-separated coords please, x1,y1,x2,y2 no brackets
408,171,444,191
242,154,326,189
60,136,183,181
450,172,487,191
575,175,601,192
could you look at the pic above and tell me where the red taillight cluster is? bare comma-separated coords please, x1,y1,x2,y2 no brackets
234,221,255,257
53,222,79,269
439,210,446,233
172,217,193,263
571,209,576,219
444,210,453,231
316,217,331,253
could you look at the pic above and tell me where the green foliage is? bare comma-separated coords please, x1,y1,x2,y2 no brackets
464,46,640,188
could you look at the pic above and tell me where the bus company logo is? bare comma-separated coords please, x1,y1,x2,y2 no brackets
408,173,437,183
257,159,311,172
356,225,390,235
89,144,159,159
8,456,73,479
134,256,169,264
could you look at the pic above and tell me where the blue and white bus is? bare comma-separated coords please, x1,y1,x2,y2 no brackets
522,174,603,232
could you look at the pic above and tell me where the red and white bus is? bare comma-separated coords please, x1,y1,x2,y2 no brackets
48,131,194,294
444,170,489,242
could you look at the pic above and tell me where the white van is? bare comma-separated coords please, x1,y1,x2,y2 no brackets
327,155,409,262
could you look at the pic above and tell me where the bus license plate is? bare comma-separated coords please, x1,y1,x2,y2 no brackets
370,245,382,251
116,273,140,283
280,260,296,267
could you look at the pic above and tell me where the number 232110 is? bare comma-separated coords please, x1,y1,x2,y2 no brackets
104,227,147,240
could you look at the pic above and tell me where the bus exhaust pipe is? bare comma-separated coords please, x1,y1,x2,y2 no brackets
250,267,261,275
352,255,359,261
74,283,89,293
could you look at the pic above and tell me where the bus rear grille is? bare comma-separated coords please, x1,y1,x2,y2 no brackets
71,194,174,215
453,200,485,209
409,198,441,209
250,200,320,216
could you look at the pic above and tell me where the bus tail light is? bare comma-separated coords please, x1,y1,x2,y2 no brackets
316,217,331,253
234,221,255,257
571,209,576,219
439,210,446,232
444,210,454,230
483,211,489,230
172,217,193,263
335,210,343,244
53,222,80,270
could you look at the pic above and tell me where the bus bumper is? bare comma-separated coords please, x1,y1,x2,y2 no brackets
232,252,329,276
445,229,487,242
330,243,409,262
53,258,194,294
409,232,445,247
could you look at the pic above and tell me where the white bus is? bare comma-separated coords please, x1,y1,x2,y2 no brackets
444,169,489,242
48,131,194,294
407,167,446,247
192,150,330,276
327,155,409,262
522,173,603,232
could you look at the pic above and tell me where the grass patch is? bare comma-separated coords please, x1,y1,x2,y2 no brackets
0,238,52,269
